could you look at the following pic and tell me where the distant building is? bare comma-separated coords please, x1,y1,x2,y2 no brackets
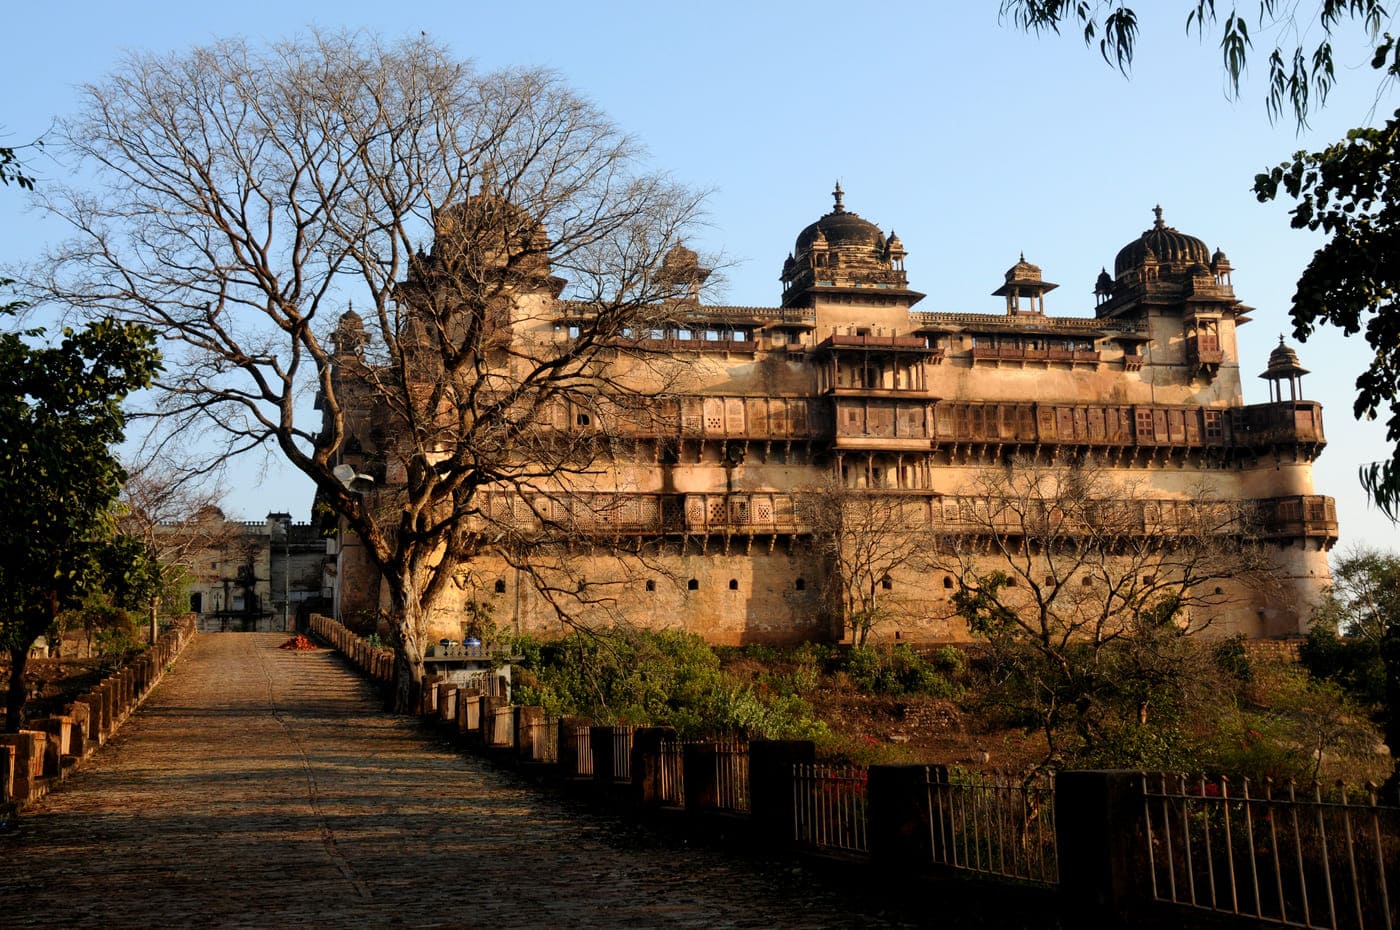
158,509,330,633
323,188,1336,645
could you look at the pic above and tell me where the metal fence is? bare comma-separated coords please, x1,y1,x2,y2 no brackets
573,726,593,777
715,738,750,812
490,707,514,748
658,737,685,805
793,763,868,854
928,768,1058,886
1142,774,1399,930
610,726,635,782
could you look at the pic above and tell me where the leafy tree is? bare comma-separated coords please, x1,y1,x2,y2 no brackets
1000,1,1394,126
513,629,825,740
1254,122,1400,519
29,32,707,712
938,455,1276,769
1299,547,1400,783
1001,2,1400,517
0,317,160,730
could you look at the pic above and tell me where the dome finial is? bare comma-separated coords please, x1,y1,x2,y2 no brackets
1153,204,1165,228
832,180,845,214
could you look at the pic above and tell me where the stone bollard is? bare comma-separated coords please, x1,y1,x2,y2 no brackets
65,702,92,758
462,692,483,738
683,742,720,813
438,684,458,727
0,732,45,803
38,716,75,771
0,743,12,804
1055,770,1149,928
629,726,677,807
513,706,546,761
867,764,939,867
77,692,104,748
590,726,620,785
420,675,443,717
748,740,816,846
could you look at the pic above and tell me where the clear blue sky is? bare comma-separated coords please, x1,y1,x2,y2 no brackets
2,2,1395,551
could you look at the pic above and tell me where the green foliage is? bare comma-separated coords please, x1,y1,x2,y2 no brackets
512,629,827,739
0,311,159,728
1001,1,1391,127
1255,118,1400,518
839,644,962,698
1299,548,1400,784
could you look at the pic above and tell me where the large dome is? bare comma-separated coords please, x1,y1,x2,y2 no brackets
793,182,885,254
1114,206,1211,278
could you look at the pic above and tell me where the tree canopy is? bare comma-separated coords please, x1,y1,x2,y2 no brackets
28,32,708,709
1001,2,1400,519
0,316,160,729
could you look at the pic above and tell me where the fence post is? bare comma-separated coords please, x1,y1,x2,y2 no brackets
868,764,937,867
630,726,677,807
591,726,617,785
749,740,815,845
683,742,719,814
556,717,589,777
1055,770,1148,927
514,706,545,761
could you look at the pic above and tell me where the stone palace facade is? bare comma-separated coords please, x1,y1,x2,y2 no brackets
324,187,1336,646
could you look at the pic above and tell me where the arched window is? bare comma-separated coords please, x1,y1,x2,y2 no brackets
494,579,506,594
795,578,806,591
728,579,739,591
943,576,954,589
880,576,893,591
687,578,699,591
645,579,656,592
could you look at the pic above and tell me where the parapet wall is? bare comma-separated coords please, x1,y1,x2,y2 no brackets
0,618,196,814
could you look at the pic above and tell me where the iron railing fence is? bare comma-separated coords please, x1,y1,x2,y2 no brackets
927,768,1058,886
518,717,558,763
793,763,868,854
573,726,593,777
490,707,514,748
715,738,750,812
658,737,686,806
1142,774,1399,930
611,726,635,782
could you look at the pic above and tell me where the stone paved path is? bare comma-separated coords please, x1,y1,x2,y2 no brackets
1,634,923,929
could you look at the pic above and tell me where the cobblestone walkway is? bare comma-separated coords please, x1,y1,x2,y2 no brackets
2,634,922,929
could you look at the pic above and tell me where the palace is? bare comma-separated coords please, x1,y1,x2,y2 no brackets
325,186,1336,645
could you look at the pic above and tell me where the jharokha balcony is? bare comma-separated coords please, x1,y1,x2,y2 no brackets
477,491,1337,545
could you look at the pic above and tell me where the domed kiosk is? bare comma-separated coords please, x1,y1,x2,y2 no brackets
779,183,922,309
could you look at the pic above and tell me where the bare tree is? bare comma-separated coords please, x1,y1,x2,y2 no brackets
933,455,1278,768
117,460,237,641
26,32,709,708
803,480,930,646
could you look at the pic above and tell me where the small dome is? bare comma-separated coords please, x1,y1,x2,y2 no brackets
1212,246,1229,265
1094,267,1114,295
1261,335,1309,380
1114,206,1211,278
1005,253,1043,285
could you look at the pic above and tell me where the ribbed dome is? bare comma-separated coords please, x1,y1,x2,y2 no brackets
1261,336,1309,380
794,208,885,253
1114,206,1211,278
793,181,885,254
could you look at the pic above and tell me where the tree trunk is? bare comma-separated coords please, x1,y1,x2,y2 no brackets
4,645,30,734
390,592,429,714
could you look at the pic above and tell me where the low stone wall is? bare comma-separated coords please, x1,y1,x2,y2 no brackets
309,614,395,686
1,618,196,812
